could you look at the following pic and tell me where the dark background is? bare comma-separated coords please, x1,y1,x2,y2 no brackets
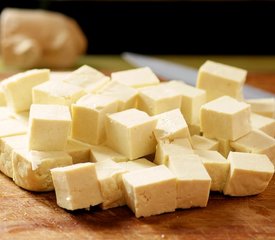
0,0,275,55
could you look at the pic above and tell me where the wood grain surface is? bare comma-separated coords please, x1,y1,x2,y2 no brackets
0,69,275,240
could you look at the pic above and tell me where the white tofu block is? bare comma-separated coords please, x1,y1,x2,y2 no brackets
217,138,232,158
250,113,275,137
197,60,247,101
0,85,6,106
2,69,49,112
13,149,72,192
154,138,193,165
230,130,275,164
0,107,12,120
194,150,229,192
72,94,118,145
200,96,251,141
65,139,91,164
63,65,110,93
118,158,156,172
138,82,182,116
97,81,138,111
167,154,211,209
123,165,177,217
28,104,71,151
106,109,157,160
32,80,85,107
168,81,206,124
95,160,127,209
51,162,103,210
191,135,219,151
0,118,27,138
111,67,160,88
223,152,274,196
90,145,128,163
153,109,190,142
246,98,275,118
0,134,27,178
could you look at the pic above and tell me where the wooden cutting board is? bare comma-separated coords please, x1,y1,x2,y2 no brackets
0,71,275,240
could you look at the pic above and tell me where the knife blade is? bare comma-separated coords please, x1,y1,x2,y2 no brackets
122,52,275,99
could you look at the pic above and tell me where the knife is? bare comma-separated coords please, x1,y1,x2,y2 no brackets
122,52,275,99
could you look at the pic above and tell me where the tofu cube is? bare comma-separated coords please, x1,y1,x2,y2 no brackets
90,145,128,163
223,152,274,196
197,60,247,101
32,80,85,107
111,67,160,88
72,94,118,145
28,104,71,151
168,154,211,209
13,149,72,192
0,118,27,138
122,165,177,217
62,65,110,93
200,96,251,141
51,162,103,210
194,150,229,192
154,138,193,165
106,109,157,160
0,107,11,120
246,98,275,118
153,109,190,142
250,113,275,137
2,69,49,112
0,134,27,178
138,83,182,116
230,130,275,164
65,139,91,164
168,81,206,124
95,160,127,209
97,81,138,111
191,135,219,151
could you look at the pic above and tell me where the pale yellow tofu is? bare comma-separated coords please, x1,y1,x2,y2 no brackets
90,145,128,163
62,65,110,93
118,158,156,172
95,160,127,209
122,165,177,218
194,150,229,192
217,138,232,158
0,85,6,106
0,134,27,178
10,111,29,126
246,98,275,118
106,109,157,160
137,83,182,116
0,118,27,138
51,162,103,210
71,94,118,145
167,154,211,209
32,80,85,107
97,81,138,111
168,81,206,124
188,122,201,136
191,135,219,151
13,149,72,192
250,113,275,137
230,130,275,164
0,107,11,120
197,60,246,101
65,139,91,164
2,69,49,112
200,96,251,141
223,152,274,196
154,138,193,165
111,67,160,88
153,109,190,142
28,104,71,151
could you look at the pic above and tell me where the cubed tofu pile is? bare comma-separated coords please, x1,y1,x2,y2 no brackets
0,62,274,218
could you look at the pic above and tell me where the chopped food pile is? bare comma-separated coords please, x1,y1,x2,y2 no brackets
0,61,274,218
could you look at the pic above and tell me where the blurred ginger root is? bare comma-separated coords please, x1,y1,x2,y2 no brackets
0,8,87,69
